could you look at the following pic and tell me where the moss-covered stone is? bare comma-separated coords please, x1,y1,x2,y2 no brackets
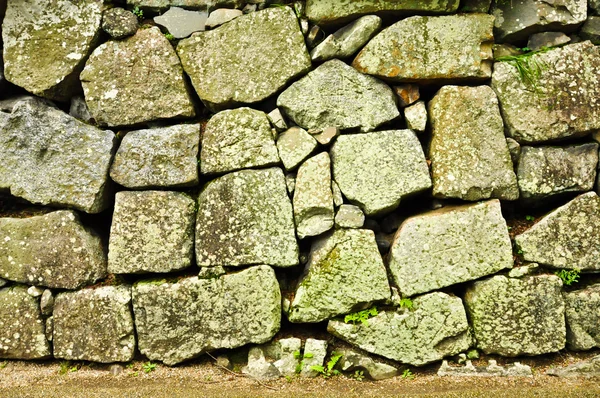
564,283,600,351
127,0,242,11
276,127,318,172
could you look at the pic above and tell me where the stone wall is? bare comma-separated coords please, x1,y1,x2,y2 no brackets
1,0,600,380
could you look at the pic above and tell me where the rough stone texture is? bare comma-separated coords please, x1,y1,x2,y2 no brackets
464,275,566,356
242,347,281,380
40,290,54,316
108,191,195,274
508,263,539,278
277,59,399,133
53,286,135,363
404,101,427,132
429,85,519,201
154,7,207,39
288,229,390,323
0,99,115,213
293,153,334,239
196,168,298,268
491,42,600,144
394,84,420,107
331,130,431,216
312,126,340,146
177,7,311,112
527,32,571,51
563,283,600,350
0,211,106,290
206,8,243,29
133,265,281,366
461,0,491,12
267,108,288,133
2,0,102,101
353,15,494,83
310,15,382,62
438,360,532,377
110,124,200,189
102,7,138,39
581,17,600,44
593,0,600,15
331,181,343,207
515,192,600,270
127,0,242,11
547,355,600,377
276,127,318,171
492,0,587,43
81,26,195,127
242,338,302,379
305,0,459,25
200,108,279,175
328,292,472,366
335,205,365,229
389,200,513,297
301,339,327,377
517,144,598,203
0,286,51,359
69,96,94,124
338,349,399,380
506,138,521,165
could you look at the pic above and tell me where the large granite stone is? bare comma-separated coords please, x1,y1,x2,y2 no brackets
331,130,431,216
328,292,472,366
464,275,565,356
0,211,106,290
352,14,494,83
492,42,600,144
2,0,102,101
389,200,513,297
177,7,310,111
564,283,600,351
196,168,298,267
0,99,115,213
53,286,135,363
288,229,390,323
81,26,195,127
429,85,519,201
133,265,281,365
277,59,399,133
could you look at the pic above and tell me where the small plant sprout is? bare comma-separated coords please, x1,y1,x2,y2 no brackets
164,33,175,41
344,307,378,326
132,6,144,21
399,298,414,310
352,370,365,381
555,269,580,286
143,362,157,373
294,351,314,373
311,353,342,378
525,215,535,221
402,368,415,380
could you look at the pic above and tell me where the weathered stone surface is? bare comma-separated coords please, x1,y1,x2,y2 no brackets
527,32,571,51
331,130,431,216
592,0,600,15
563,284,600,351
53,286,135,363
393,84,420,107
492,0,587,43
0,211,106,290
328,292,472,366
154,7,207,39
338,348,399,380
0,286,51,359
492,42,600,144
429,85,519,201
517,144,598,203
581,17,600,44
331,180,343,207
200,108,279,175
206,8,243,29
242,347,282,380
305,0,459,25
276,127,318,171
293,153,334,239
2,0,102,101
288,229,390,323
353,15,494,83
464,275,565,356
127,0,242,11
110,124,200,189
243,338,302,379
0,99,115,213
389,200,513,297
312,126,340,146
515,192,600,270
108,191,195,274
177,7,310,111
310,15,382,62
277,59,399,133
196,168,298,267
547,355,600,377
506,137,521,165
301,339,327,377
133,265,281,366
81,26,195,127
27,286,43,298
461,0,492,12
69,96,94,124
438,359,532,377
404,101,427,132
335,205,364,229
40,289,54,316
102,7,138,39
508,263,539,278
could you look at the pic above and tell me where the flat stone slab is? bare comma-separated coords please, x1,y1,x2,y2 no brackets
133,265,281,366
154,7,207,39
464,275,565,356
196,168,299,268
102,7,138,39
177,7,310,111
338,348,399,380
127,0,242,11
53,286,135,363
547,355,600,377
438,360,532,377
389,200,513,297
564,283,600,351
0,211,106,290
276,127,318,172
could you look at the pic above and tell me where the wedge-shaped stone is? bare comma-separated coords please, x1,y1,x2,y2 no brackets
564,283,600,351
515,192,600,270
277,60,399,133
328,292,472,366
196,168,298,267
331,130,431,216
464,275,565,356
133,265,281,365
389,200,513,297
81,26,195,127
492,42,600,144
276,127,318,171
177,7,310,111
201,108,279,175
0,99,115,213
108,191,196,274
0,211,106,289
2,0,102,101
288,229,390,323
429,85,519,201
53,286,135,363
353,15,494,83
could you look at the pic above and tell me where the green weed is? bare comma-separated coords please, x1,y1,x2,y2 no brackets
132,6,144,20
143,362,157,373
555,269,580,286
344,307,378,326
311,353,342,378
